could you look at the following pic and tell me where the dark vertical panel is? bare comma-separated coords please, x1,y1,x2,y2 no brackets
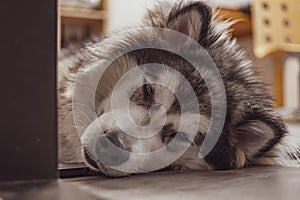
0,0,57,180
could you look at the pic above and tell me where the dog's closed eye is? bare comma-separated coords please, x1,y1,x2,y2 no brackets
173,132,191,143
162,129,191,144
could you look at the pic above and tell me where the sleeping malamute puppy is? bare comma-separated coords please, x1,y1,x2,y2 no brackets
58,0,300,177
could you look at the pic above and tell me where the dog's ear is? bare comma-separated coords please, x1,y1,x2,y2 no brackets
235,121,276,158
166,1,212,42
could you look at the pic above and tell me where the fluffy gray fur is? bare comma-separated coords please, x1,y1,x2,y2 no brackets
58,0,300,177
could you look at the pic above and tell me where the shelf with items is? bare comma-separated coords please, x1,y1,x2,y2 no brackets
57,0,108,49
60,6,108,21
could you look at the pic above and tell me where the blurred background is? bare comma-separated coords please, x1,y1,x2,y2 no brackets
58,0,300,120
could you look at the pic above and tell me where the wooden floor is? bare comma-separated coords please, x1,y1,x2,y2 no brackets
1,166,300,200
67,166,300,200
1,123,300,200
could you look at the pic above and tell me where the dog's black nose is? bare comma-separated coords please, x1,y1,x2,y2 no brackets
95,132,129,166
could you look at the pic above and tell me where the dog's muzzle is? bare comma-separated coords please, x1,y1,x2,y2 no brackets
84,132,130,167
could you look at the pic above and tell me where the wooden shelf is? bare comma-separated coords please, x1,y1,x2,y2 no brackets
215,8,252,37
60,6,108,21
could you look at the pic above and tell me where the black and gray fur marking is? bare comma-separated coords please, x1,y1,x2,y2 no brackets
58,0,300,176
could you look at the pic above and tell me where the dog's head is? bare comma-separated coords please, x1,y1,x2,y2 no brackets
77,0,286,176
